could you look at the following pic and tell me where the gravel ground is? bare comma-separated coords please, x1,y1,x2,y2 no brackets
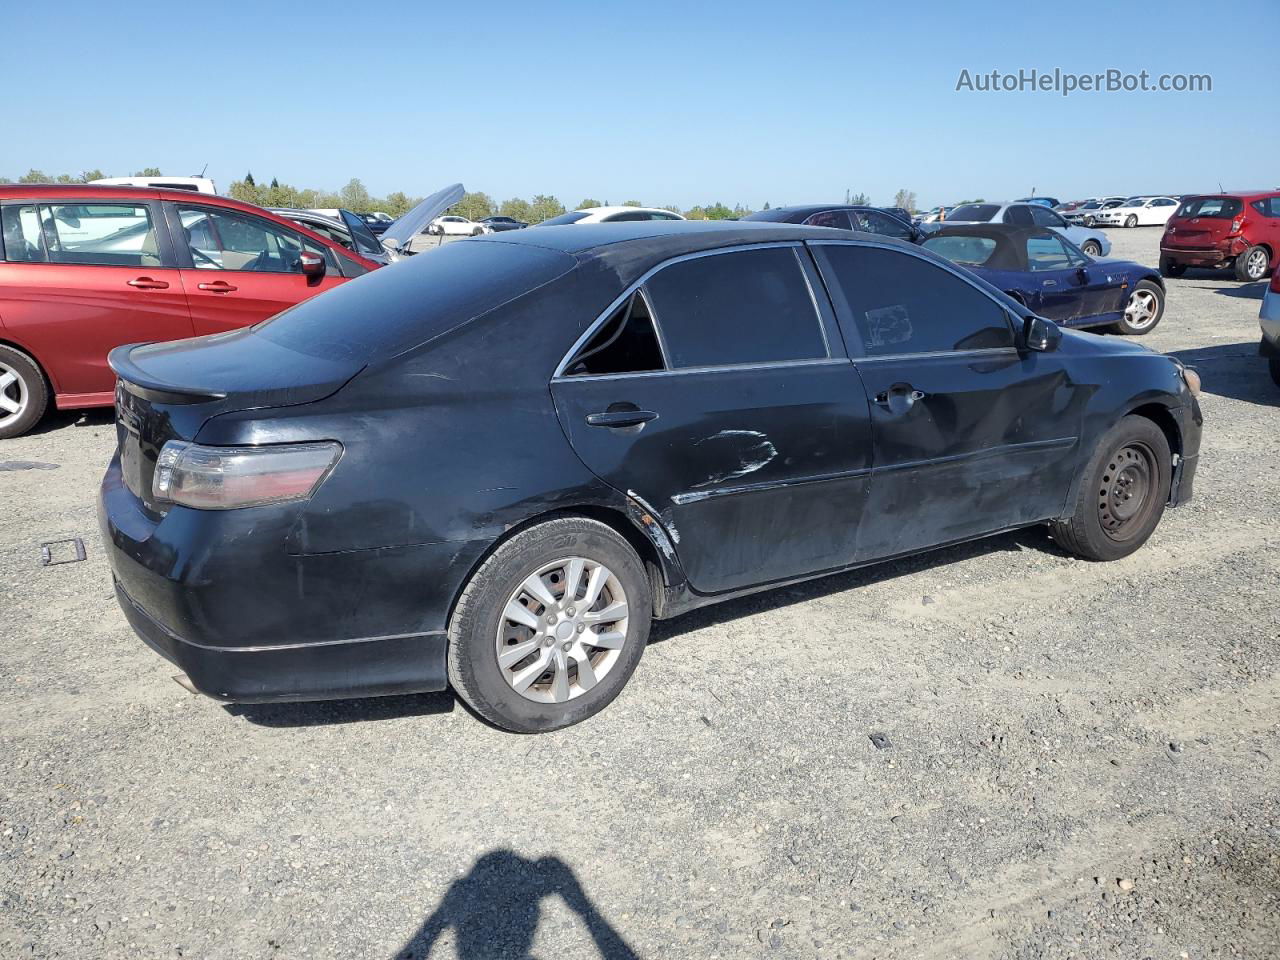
2,227,1277,960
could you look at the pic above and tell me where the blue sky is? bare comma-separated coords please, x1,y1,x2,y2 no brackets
6,0,1277,209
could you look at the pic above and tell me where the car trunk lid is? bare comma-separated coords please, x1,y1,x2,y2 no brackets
379,183,466,255
1166,197,1244,246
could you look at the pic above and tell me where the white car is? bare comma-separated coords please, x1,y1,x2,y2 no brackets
537,205,686,225
89,175,217,195
427,215,491,236
1094,196,1180,228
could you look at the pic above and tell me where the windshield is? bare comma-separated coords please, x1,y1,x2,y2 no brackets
946,204,1000,222
256,241,576,363
1176,197,1242,219
1080,201,1102,210
538,212,592,226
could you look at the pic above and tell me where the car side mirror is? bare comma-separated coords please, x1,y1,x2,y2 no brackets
1023,315,1062,352
299,250,326,279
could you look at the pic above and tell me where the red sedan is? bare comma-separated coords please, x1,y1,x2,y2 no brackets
0,185,385,438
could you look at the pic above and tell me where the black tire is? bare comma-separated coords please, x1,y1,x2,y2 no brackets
1082,216,1095,227
1269,353,1280,388
1081,240,1102,257
1110,279,1164,335
1125,214,1138,228
447,516,651,733
471,227,484,237
1234,245,1270,282
1159,257,1187,279
1050,415,1171,561
0,345,49,440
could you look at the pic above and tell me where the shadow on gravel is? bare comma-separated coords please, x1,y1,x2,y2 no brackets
28,406,114,436
1211,281,1267,301
650,526,1063,645
1170,342,1278,407
224,691,455,727
391,850,639,960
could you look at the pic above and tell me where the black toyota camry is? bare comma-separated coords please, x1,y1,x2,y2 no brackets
99,221,1203,733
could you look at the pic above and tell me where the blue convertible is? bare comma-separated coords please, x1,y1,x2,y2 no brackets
922,224,1166,335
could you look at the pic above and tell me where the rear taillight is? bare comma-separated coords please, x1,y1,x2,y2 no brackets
1228,217,1245,236
153,441,342,510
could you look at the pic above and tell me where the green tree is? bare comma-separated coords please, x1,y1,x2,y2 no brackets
56,173,78,183
527,194,566,223
79,169,106,183
133,167,163,177
499,198,533,222
661,205,681,214
18,169,50,183
684,205,706,220
244,171,256,186
762,201,771,211
384,191,415,217
702,202,734,220
227,179,263,205
338,178,371,211
850,192,870,205
892,189,917,213
622,200,642,207
451,191,495,221
577,199,602,210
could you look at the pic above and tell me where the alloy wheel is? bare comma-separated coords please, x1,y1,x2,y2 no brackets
1124,289,1159,330
1244,248,1267,280
0,362,28,429
1097,442,1157,541
495,557,629,704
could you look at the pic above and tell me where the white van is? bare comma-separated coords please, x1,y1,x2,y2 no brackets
89,175,217,195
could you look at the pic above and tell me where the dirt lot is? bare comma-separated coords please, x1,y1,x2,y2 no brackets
2,228,1277,960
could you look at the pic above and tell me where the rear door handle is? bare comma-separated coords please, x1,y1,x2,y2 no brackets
197,281,238,293
874,384,926,410
586,409,658,428
127,277,169,290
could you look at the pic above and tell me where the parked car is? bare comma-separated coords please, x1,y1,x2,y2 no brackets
923,224,1166,335
1015,196,1060,209
99,220,1201,732
359,213,392,236
481,216,528,232
1065,198,1128,227
1093,196,1180,228
929,202,1112,257
743,204,923,242
537,206,686,225
0,183,461,437
428,215,491,237
1160,192,1280,282
271,208,395,265
90,175,217,195
1260,267,1280,386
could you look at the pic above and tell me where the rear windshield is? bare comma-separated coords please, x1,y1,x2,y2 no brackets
538,212,591,226
922,235,998,266
1176,197,1242,219
255,240,576,363
946,204,1000,222
741,208,795,222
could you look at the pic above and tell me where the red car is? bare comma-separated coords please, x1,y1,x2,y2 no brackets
0,183,461,438
1159,191,1280,282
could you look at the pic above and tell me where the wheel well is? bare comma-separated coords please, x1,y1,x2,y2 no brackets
444,504,669,628
0,338,52,391
1127,403,1181,459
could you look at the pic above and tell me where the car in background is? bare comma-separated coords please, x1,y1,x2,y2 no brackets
90,175,217,195
272,207,395,265
1065,198,1128,227
742,204,923,242
359,212,392,235
481,216,528,232
929,202,1111,257
922,224,1165,335
1260,267,1280,386
0,183,464,437
428,215,491,237
1015,196,1060,209
98,220,1201,733
1094,196,1180,228
1160,192,1280,282
538,206,686,225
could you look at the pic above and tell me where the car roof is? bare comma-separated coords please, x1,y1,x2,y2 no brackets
579,205,677,215
1181,190,1277,200
744,204,910,223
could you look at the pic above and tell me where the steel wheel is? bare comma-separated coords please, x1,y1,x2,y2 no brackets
0,360,29,429
1097,442,1158,542
495,557,629,704
1243,248,1268,280
1124,289,1159,330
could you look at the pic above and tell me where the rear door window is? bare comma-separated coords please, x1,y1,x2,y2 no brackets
643,247,828,368
814,244,1014,356
562,292,664,376
804,210,853,229
1002,205,1035,226
1029,206,1067,228
2,202,163,267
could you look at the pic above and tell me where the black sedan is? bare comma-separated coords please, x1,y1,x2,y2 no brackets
100,222,1202,732
922,224,1167,335
745,204,924,242
481,215,528,232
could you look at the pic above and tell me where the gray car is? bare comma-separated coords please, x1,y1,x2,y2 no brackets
926,201,1112,257
1064,197,1128,227
270,208,395,266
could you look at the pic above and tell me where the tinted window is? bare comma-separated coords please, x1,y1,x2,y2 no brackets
947,204,1000,222
1151,198,1176,207
1002,205,1035,226
854,211,913,239
6,203,162,267
563,292,664,376
921,234,998,266
644,247,827,368
602,211,648,222
2,205,47,262
815,245,1013,356
805,210,852,229
1176,197,1242,219
177,206,330,273
1029,206,1066,228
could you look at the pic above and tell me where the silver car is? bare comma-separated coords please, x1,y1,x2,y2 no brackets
1261,283,1280,388
1064,197,1128,227
928,201,1112,257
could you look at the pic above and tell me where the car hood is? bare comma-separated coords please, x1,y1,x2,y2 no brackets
379,183,465,253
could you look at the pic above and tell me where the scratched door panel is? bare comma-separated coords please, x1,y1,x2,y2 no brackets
551,361,873,594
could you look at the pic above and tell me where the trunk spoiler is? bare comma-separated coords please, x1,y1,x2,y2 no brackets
108,344,228,404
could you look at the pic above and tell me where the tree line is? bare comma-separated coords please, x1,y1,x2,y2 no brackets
4,168,924,221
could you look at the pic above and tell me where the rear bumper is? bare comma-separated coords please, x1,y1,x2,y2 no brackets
1160,238,1247,267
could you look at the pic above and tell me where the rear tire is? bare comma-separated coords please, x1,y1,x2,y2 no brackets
1110,279,1164,335
1159,257,1186,279
0,345,49,440
1081,239,1102,257
1234,245,1269,282
1050,415,1171,561
447,516,651,733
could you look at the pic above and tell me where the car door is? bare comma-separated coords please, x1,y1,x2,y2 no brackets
1147,198,1178,225
551,244,874,594
810,240,1085,562
167,202,346,334
0,199,192,402
1022,232,1088,322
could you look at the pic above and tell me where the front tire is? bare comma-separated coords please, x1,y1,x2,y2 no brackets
1234,245,1269,282
1081,239,1102,257
1125,214,1138,228
447,517,651,733
1050,415,1171,561
1111,279,1164,335
0,345,49,440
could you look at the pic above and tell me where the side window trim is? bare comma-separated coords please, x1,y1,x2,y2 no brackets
552,242,829,380
805,237,1020,355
